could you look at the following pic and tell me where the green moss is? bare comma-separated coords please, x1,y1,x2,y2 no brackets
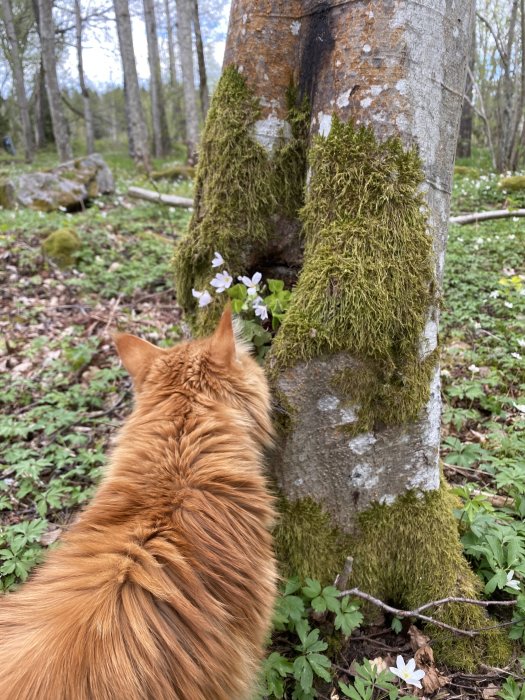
0,179,15,208
454,165,479,178
269,118,437,431
42,228,82,267
273,497,351,582
350,483,511,670
499,175,525,192
173,67,308,335
276,485,511,671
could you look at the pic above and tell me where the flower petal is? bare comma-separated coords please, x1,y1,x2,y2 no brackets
406,658,416,673
252,271,262,285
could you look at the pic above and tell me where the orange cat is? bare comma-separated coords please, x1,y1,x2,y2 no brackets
0,307,277,700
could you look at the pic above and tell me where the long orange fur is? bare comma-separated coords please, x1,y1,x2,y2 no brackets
0,307,277,699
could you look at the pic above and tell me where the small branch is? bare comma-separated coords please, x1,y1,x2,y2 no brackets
127,187,193,209
337,587,517,638
334,556,354,591
450,209,525,225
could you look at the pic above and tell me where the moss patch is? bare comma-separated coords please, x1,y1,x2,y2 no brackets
273,496,351,582
269,118,437,431
350,483,511,670
42,228,82,267
173,67,308,335
454,165,479,178
276,485,511,671
500,175,525,192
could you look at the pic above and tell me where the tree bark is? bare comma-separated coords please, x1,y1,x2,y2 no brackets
174,0,511,667
192,0,208,119
175,0,199,161
1,0,34,162
164,0,177,87
37,0,72,162
113,0,150,169
457,10,475,159
74,0,95,154
143,0,170,156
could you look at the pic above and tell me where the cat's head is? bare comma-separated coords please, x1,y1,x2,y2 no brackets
113,306,273,442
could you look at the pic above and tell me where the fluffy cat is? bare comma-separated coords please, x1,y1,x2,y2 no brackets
0,307,277,700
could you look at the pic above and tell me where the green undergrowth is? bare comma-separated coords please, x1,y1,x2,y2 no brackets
269,118,437,432
173,66,308,335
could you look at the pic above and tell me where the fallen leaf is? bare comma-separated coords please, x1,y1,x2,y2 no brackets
481,684,500,699
414,645,449,694
369,657,389,673
408,624,430,650
40,527,62,546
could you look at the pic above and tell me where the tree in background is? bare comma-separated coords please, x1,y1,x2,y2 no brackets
0,0,34,161
113,0,150,169
192,0,208,119
143,0,169,156
174,0,511,669
37,0,72,161
175,0,199,161
73,0,94,154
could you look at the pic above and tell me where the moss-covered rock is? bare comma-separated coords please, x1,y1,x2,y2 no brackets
42,228,82,267
173,67,308,335
454,165,479,178
269,118,436,431
499,175,525,192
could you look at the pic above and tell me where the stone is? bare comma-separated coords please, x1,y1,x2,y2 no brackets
0,154,115,212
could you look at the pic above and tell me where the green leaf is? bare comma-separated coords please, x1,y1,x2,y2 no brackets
302,578,322,599
267,278,284,293
293,656,313,693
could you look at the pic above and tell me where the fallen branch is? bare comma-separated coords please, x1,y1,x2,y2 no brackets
450,209,525,225
127,186,193,208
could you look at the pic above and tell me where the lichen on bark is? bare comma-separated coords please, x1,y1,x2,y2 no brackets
173,67,308,335
268,117,437,431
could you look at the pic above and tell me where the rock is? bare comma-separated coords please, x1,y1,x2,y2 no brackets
0,153,115,212
42,228,82,267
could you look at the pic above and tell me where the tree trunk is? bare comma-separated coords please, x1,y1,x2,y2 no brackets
457,11,475,159
113,0,150,170
192,0,208,119
74,0,95,154
1,0,34,162
33,63,50,148
174,0,510,669
37,0,72,162
143,0,170,156
175,0,199,161
164,0,176,87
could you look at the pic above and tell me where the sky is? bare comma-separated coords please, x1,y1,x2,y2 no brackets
65,1,231,90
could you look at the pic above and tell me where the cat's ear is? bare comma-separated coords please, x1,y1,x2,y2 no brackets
113,334,162,383
212,304,236,365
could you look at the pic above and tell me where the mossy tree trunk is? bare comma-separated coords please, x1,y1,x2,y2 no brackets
174,0,511,669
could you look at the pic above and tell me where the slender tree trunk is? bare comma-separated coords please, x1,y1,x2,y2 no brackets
192,0,208,119
457,11,475,159
175,0,199,161
37,0,72,162
164,0,176,87
33,63,49,148
1,0,34,162
113,0,150,169
175,0,510,667
74,0,95,154
143,0,170,156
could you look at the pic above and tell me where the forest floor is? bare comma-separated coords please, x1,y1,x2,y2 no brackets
1,150,525,698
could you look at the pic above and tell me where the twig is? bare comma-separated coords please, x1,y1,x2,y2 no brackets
336,587,517,638
335,556,354,591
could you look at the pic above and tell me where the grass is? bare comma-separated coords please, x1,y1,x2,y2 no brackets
1,147,525,693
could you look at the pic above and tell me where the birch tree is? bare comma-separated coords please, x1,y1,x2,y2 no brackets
143,0,169,156
1,0,34,162
175,0,198,161
113,0,150,169
37,0,72,162
174,0,510,668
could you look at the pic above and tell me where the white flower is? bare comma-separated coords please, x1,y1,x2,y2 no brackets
389,656,425,689
210,271,233,293
511,352,522,360
489,290,499,299
254,303,269,321
192,289,212,307
506,571,520,591
517,339,525,348
211,251,224,268
504,301,513,308
238,271,262,296
468,364,480,374
514,404,525,413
